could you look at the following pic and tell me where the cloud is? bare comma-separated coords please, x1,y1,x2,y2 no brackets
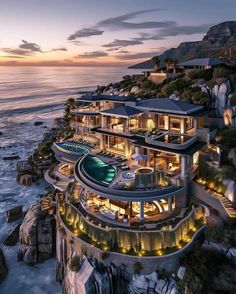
115,51,164,60
158,24,212,37
68,28,104,41
19,40,42,52
0,55,25,59
1,48,32,56
67,9,173,42
51,47,67,52
102,39,143,49
1,40,43,57
97,9,175,30
76,51,108,58
134,24,212,41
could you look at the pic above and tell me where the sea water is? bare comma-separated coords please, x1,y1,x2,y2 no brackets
0,66,140,293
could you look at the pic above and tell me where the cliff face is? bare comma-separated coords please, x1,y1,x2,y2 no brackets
129,21,236,69
18,203,56,265
203,21,236,45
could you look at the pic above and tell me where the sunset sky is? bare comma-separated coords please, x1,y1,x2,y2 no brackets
0,0,235,66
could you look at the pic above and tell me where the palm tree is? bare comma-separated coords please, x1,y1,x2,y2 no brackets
164,58,173,71
172,59,178,74
152,56,160,72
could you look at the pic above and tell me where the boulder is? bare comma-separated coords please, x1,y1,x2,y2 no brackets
18,202,55,265
3,224,20,246
18,174,33,186
34,121,43,126
0,249,8,283
6,206,23,223
226,248,236,264
130,86,141,95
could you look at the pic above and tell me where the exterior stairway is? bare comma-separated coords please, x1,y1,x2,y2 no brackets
209,190,236,218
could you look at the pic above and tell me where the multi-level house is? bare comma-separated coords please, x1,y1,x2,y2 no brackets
46,94,210,274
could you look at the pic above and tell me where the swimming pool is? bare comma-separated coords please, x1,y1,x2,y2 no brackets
81,155,117,186
56,142,90,154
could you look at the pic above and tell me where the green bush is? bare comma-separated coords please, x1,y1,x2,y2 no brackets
162,78,192,97
213,67,230,79
218,128,236,149
188,68,213,81
191,91,209,105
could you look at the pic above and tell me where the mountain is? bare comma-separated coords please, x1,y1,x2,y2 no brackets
129,21,236,69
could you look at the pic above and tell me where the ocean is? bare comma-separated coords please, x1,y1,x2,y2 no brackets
0,66,141,293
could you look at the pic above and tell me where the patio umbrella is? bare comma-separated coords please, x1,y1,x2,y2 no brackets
132,153,148,161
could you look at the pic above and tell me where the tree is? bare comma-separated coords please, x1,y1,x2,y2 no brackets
164,58,172,70
152,56,160,72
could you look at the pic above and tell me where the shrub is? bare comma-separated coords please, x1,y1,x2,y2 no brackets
191,91,209,105
213,67,230,79
188,68,213,81
162,78,192,97
218,128,236,149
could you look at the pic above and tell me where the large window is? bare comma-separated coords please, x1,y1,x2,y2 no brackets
107,136,125,151
169,117,181,132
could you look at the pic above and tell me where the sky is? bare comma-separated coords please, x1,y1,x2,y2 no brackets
0,0,235,66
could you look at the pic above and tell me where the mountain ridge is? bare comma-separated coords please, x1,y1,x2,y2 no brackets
129,21,236,69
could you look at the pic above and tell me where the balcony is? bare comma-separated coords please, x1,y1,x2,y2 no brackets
145,132,197,150
70,106,100,116
58,201,206,256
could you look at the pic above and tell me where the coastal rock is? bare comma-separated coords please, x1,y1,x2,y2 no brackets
226,248,236,264
0,249,8,283
130,86,141,95
3,155,20,160
6,205,23,223
17,174,33,186
3,224,20,246
18,202,55,265
16,161,33,173
34,121,43,126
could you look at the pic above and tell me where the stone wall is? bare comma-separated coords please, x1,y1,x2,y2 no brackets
57,213,205,274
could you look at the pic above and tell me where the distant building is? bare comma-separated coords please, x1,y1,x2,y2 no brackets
177,58,226,70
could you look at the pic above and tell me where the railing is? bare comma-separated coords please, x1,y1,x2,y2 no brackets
75,156,185,201
58,201,206,254
145,132,198,150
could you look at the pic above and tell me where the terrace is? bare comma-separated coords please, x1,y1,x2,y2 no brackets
145,132,197,150
58,200,206,256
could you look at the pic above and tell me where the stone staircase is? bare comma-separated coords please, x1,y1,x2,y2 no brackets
209,190,236,218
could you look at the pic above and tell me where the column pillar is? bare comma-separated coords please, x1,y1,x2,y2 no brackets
100,134,105,150
193,118,198,134
181,156,187,178
140,201,144,221
180,118,185,134
125,118,129,133
168,197,173,213
129,202,132,226
101,115,107,128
